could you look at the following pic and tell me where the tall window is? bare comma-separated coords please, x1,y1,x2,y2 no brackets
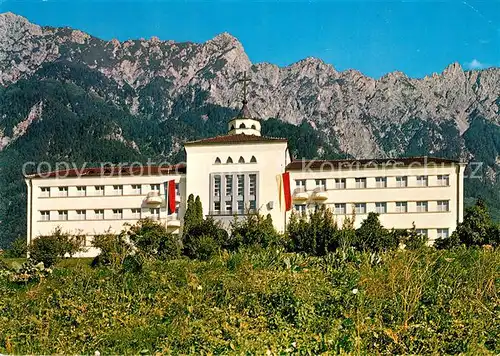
175,183,180,195
238,156,245,163
113,185,123,195
132,184,141,194
131,208,141,219
437,175,449,186
437,228,449,239
416,176,428,187
396,202,408,213
335,178,346,189
58,186,68,197
396,176,408,187
40,187,50,197
40,211,50,221
237,175,245,196
237,200,244,214
355,178,367,189
225,201,232,215
213,201,221,213
334,203,346,215
375,177,387,188
416,201,428,212
355,203,366,214
249,200,257,211
76,210,86,220
58,210,68,221
113,209,123,219
214,175,221,197
94,209,104,220
74,186,86,197
437,200,449,212
225,175,233,195
94,186,104,196
249,174,257,196
375,202,387,214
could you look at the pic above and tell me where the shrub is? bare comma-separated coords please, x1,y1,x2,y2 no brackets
355,213,398,252
91,232,132,268
228,213,281,251
4,237,27,258
29,235,62,267
183,217,228,260
287,206,339,256
397,224,429,250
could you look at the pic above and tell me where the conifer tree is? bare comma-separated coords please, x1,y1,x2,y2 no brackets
194,196,203,224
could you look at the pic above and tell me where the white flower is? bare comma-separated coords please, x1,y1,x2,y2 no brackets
197,285,203,290
352,288,359,295
95,351,100,356
291,341,297,348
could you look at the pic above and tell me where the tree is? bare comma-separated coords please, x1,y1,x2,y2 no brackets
228,213,281,251
356,213,397,252
183,194,196,236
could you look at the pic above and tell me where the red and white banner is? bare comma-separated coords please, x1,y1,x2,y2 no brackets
277,172,292,212
164,180,176,215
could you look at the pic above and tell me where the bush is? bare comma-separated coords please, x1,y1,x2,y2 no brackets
29,227,85,267
4,237,27,258
287,206,339,256
183,217,228,260
355,213,398,252
397,224,429,250
91,232,132,268
228,213,281,251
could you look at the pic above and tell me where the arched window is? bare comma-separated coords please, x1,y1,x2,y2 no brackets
230,125,235,130
238,156,245,163
214,157,221,164
251,124,256,129
226,157,233,164
250,156,257,163
239,123,246,128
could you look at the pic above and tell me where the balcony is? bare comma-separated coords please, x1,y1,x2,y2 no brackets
145,191,163,205
293,187,309,202
311,186,328,201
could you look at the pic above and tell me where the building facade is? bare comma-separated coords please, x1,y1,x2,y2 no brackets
25,101,466,257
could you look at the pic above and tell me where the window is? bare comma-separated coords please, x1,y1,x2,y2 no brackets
113,185,123,195
250,156,257,163
214,175,221,197
437,200,449,212
94,209,104,220
355,178,367,188
40,211,50,221
40,187,50,197
225,175,233,195
251,124,256,129
150,184,160,191
225,201,232,215
150,208,160,219
214,157,221,164
334,203,346,215
416,229,428,237
175,183,180,195
239,123,246,128
249,174,257,196
131,208,141,219
238,156,245,163
294,204,307,213
58,210,68,221
416,201,428,212
335,178,346,189
396,202,408,213
214,201,221,213
226,157,233,164
249,200,257,211
375,202,387,214
58,186,68,197
237,200,244,214
95,186,104,196
416,176,428,186
315,179,326,190
355,203,366,214
295,179,306,191
437,175,449,186
75,186,86,196
112,209,123,219
76,210,86,220
375,177,387,188
396,176,408,187
237,175,244,196
131,184,141,194
437,228,449,239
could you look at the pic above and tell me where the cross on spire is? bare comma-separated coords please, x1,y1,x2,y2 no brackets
237,71,251,104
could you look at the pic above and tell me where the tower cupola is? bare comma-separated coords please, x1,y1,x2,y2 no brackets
227,72,261,136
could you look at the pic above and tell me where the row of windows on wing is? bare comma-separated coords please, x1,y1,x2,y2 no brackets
39,207,179,221
230,123,258,130
215,156,257,165
293,200,450,214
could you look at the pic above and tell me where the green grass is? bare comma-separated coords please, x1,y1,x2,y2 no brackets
1,247,498,354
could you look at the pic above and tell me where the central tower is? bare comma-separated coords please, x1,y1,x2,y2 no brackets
227,72,261,136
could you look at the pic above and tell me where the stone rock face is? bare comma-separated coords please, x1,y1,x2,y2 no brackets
0,12,499,159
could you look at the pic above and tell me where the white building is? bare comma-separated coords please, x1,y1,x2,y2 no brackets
25,99,466,257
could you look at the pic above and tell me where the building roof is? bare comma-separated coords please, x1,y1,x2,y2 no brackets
185,133,287,146
286,156,461,171
25,164,186,179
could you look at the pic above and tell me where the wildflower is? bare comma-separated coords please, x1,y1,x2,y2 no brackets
95,351,100,356
197,285,203,291
352,288,358,295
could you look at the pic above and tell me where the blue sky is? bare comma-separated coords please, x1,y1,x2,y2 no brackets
1,0,499,78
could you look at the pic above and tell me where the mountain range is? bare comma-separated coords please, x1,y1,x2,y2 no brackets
0,12,499,247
